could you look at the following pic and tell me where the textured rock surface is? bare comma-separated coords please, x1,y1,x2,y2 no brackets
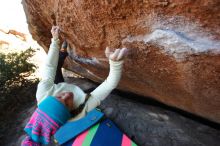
4,78,220,146
100,94,220,146
22,0,220,122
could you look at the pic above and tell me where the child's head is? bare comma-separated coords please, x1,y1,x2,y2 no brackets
55,91,74,111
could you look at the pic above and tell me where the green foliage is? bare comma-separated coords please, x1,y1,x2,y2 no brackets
0,48,38,109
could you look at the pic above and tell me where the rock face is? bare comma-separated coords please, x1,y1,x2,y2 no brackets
22,0,220,123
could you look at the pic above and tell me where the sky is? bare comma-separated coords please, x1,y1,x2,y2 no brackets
0,0,29,33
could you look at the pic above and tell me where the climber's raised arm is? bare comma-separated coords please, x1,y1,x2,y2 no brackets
85,47,128,112
36,26,60,102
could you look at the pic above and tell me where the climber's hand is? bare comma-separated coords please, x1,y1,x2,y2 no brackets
105,47,128,61
51,26,60,40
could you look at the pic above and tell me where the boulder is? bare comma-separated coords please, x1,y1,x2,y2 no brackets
22,0,220,123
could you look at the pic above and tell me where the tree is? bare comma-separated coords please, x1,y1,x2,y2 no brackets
0,48,38,111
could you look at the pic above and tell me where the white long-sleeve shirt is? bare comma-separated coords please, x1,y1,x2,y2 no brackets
36,38,123,121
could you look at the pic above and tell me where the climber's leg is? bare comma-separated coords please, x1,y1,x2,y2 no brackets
54,40,68,84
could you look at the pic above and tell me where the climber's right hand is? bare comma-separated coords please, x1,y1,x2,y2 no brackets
51,26,60,40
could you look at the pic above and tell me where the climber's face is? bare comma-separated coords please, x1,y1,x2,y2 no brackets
55,92,74,111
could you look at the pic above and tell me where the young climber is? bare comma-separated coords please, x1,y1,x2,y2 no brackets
21,26,128,145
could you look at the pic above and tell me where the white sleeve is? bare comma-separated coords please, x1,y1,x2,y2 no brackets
36,38,60,103
41,38,60,82
86,59,123,112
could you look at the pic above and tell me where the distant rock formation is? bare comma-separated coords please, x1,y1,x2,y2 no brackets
22,0,220,123
0,40,9,46
0,28,27,41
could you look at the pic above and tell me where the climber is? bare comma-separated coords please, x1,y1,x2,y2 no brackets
21,26,128,145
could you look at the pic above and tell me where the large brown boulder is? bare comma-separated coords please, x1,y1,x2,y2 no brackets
22,0,220,123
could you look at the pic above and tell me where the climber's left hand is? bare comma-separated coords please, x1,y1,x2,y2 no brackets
105,47,128,61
